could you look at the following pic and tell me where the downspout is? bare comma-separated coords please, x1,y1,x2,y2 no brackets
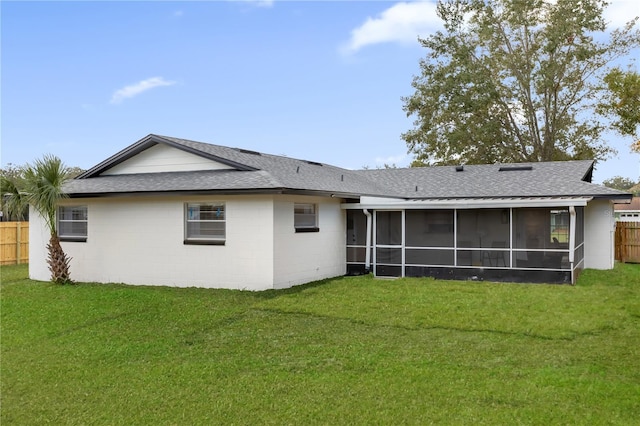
569,206,576,284
363,209,372,273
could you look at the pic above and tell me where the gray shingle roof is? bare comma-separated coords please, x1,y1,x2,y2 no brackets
354,161,627,199
68,134,389,197
65,134,630,201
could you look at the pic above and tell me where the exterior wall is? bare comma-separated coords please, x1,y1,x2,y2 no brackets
29,206,51,281
584,199,616,269
273,196,346,289
102,144,233,175
30,195,276,290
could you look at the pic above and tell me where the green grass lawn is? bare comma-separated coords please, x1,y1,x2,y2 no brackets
2,263,639,425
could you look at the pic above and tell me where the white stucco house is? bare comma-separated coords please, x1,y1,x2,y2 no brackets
30,134,632,289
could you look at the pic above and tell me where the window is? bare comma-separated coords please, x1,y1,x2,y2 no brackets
456,209,509,248
405,210,454,247
347,209,368,245
376,211,402,245
185,203,225,245
550,209,569,244
512,208,570,270
58,205,88,242
294,203,318,232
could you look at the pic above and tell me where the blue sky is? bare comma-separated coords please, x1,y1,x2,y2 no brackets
2,0,639,183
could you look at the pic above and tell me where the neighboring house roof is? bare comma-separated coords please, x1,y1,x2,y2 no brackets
615,197,640,211
64,134,631,202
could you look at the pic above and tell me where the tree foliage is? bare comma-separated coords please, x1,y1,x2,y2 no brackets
1,164,84,221
0,165,28,221
403,0,640,166
598,68,640,152
602,175,638,191
1,156,74,283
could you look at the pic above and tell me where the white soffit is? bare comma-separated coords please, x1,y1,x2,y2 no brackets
342,196,593,210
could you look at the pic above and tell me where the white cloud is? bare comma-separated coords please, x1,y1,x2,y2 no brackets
110,77,176,104
604,0,640,29
342,0,638,55
341,1,441,55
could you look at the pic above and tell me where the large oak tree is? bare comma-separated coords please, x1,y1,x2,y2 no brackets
402,0,640,166
598,67,640,152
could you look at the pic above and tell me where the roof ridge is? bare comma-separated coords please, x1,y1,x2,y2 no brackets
155,134,346,169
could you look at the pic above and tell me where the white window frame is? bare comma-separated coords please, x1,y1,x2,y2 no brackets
184,202,226,245
58,205,88,242
294,203,319,232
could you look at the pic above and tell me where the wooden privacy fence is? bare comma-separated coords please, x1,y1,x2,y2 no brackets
615,221,640,264
0,222,29,265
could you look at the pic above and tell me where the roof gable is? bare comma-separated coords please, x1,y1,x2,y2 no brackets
101,143,236,175
77,134,257,179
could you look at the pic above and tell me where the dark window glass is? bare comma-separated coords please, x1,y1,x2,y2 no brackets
376,211,402,245
574,243,584,266
457,250,478,266
456,209,509,248
405,210,454,247
513,208,574,250
347,247,372,263
347,210,368,245
512,251,569,270
575,207,584,247
376,265,402,277
405,249,454,265
376,247,402,264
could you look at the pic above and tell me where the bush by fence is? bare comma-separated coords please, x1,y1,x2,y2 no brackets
0,222,29,265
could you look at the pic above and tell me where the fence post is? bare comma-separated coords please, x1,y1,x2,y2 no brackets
621,222,631,263
16,222,22,265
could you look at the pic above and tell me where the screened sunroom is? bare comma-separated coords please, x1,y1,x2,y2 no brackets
345,198,588,284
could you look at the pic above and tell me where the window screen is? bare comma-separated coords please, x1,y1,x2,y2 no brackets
58,205,88,242
185,203,225,244
405,210,453,247
346,210,367,245
456,209,509,248
376,211,401,245
294,203,318,231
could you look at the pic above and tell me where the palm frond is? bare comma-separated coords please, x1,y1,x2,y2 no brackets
22,155,70,235
0,174,28,221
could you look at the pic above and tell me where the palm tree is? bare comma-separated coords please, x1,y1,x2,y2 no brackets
0,172,28,221
22,155,73,284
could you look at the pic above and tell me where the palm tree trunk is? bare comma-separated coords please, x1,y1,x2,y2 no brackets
47,234,72,284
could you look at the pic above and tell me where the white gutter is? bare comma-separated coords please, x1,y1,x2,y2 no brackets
363,209,372,273
342,197,592,210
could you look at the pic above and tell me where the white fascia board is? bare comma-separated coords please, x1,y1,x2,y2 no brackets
359,196,405,204
342,197,593,210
